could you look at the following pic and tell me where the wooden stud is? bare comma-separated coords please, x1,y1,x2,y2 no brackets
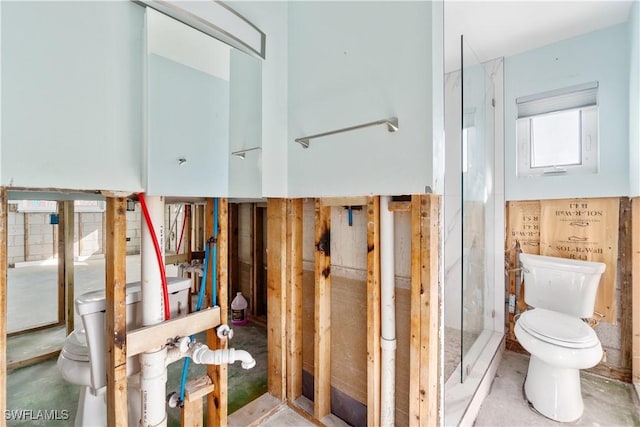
314,199,331,420
249,203,263,317
206,198,229,426
266,199,287,400
254,206,266,317
105,197,128,427
633,198,640,384
320,197,368,208
127,308,220,357
181,376,215,427
409,195,422,424
619,198,632,369
57,201,74,333
409,194,441,426
0,188,7,422
419,195,440,423
387,201,412,212
185,204,192,260
230,203,240,296
286,199,303,401
366,196,381,427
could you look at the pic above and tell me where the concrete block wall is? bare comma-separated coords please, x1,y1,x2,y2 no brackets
7,206,143,265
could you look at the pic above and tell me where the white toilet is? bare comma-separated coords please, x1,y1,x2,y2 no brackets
57,277,191,427
514,253,605,422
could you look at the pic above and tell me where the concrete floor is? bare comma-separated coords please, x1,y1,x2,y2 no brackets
5,255,268,426
475,351,640,427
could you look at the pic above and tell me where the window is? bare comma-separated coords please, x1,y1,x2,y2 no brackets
516,82,598,177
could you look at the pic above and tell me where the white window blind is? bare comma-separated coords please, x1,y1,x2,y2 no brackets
516,81,598,118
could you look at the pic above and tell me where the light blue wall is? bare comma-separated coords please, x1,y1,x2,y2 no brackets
1,1,144,192
287,1,438,197
505,24,630,201
146,54,229,197
630,3,640,197
228,1,289,197
229,49,262,198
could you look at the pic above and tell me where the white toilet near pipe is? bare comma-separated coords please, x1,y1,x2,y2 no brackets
514,253,605,422
57,277,191,427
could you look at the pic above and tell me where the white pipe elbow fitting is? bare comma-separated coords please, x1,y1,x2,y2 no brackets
189,343,256,369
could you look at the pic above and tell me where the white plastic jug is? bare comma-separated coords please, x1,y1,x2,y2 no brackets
231,292,248,326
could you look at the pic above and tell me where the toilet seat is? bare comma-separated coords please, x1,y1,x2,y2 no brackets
518,309,598,349
60,330,90,362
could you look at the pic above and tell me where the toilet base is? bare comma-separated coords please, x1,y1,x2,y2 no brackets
524,355,583,422
73,376,141,426
74,387,106,427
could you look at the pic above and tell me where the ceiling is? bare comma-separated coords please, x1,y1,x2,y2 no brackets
444,1,633,72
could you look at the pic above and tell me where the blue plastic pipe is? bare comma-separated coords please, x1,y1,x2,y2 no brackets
212,198,218,307
178,241,210,403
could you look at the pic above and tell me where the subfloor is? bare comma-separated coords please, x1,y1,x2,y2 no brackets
474,351,640,426
5,255,268,426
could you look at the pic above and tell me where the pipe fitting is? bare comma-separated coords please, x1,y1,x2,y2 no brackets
189,343,256,369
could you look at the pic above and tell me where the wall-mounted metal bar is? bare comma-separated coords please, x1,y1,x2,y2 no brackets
295,117,399,149
231,147,262,159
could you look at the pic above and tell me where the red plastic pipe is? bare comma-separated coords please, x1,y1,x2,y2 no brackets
138,193,171,321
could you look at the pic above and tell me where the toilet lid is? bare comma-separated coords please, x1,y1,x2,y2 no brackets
518,309,599,349
61,330,90,362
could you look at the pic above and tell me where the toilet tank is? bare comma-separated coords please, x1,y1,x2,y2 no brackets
519,253,605,318
74,277,191,392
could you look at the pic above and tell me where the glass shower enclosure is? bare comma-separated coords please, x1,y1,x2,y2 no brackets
443,34,502,424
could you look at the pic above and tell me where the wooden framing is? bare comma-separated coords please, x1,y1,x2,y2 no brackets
409,194,440,425
387,201,412,212
253,205,266,318
105,197,128,427
266,199,287,400
366,196,381,426
57,200,75,333
0,188,7,422
320,196,367,208
206,198,229,426
230,203,239,296
314,199,331,420
182,375,215,427
127,308,220,357
286,199,303,401
619,198,633,370
633,198,640,384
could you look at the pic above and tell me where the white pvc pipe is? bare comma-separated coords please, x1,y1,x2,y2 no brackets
380,196,396,427
141,195,165,327
140,347,168,427
190,343,256,370
140,195,167,427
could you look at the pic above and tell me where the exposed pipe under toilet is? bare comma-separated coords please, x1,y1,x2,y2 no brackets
380,196,396,427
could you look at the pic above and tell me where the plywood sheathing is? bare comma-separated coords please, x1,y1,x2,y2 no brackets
409,194,440,426
206,198,229,426
506,197,634,383
57,200,74,334
539,198,619,323
105,197,128,427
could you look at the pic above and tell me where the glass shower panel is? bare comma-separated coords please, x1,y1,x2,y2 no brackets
461,35,495,381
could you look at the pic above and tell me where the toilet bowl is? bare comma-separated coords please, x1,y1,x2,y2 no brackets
515,253,605,422
57,277,191,427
